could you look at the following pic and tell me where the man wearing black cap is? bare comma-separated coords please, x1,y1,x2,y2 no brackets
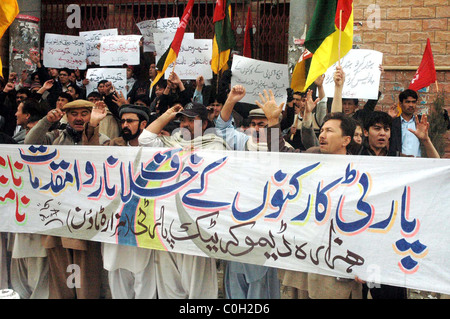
101,104,157,299
139,101,229,150
138,101,230,299
104,104,149,147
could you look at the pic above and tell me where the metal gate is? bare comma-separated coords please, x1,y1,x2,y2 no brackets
40,0,289,64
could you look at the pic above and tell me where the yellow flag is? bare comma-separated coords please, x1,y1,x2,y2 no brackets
0,0,19,78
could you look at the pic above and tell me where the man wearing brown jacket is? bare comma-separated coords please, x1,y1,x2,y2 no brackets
24,99,109,298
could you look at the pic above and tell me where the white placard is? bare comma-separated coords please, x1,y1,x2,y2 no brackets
137,17,180,52
231,55,289,106
99,35,142,66
85,68,127,99
154,32,195,61
155,36,210,80
80,29,118,65
43,33,87,70
322,49,383,100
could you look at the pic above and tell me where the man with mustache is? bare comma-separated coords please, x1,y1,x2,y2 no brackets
138,101,230,299
101,104,157,299
257,89,362,299
24,99,109,298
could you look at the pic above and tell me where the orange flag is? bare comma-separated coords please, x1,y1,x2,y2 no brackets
0,0,19,78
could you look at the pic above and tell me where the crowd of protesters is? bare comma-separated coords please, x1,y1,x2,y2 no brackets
0,46,448,300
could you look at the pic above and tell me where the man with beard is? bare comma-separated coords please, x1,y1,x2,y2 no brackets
138,101,230,299
24,99,109,298
101,104,156,298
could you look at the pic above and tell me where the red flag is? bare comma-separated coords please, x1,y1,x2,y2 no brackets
409,38,436,91
152,0,194,87
213,0,226,23
335,0,352,31
243,6,253,58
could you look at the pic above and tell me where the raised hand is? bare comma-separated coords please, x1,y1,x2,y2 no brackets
196,75,205,91
46,108,65,123
408,114,440,158
408,114,430,142
255,89,284,127
334,66,345,87
314,74,325,88
388,104,399,118
112,91,129,107
42,79,54,91
90,101,107,126
3,82,14,93
228,85,246,103
304,89,320,115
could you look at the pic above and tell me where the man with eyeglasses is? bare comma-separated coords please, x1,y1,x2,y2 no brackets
101,104,157,299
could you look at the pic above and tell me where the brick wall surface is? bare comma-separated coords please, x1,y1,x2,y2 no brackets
353,0,450,157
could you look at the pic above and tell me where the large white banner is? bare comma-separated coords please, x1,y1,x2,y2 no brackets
0,144,449,294
43,33,87,70
231,55,289,107
322,49,383,100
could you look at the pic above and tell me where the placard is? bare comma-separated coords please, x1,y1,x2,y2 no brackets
322,49,383,100
158,37,212,80
231,55,289,106
85,68,127,98
43,33,87,70
99,35,142,66
137,17,180,52
80,28,118,65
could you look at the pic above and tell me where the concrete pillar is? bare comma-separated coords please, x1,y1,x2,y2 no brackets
17,0,41,20
287,0,316,78
8,0,41,75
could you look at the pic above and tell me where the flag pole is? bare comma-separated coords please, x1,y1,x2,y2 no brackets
435,80,439,92
338,10,343,66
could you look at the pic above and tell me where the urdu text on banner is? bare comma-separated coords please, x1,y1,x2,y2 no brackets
0,144,449,294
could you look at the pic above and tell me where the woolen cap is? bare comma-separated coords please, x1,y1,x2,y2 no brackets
119,104,150,122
